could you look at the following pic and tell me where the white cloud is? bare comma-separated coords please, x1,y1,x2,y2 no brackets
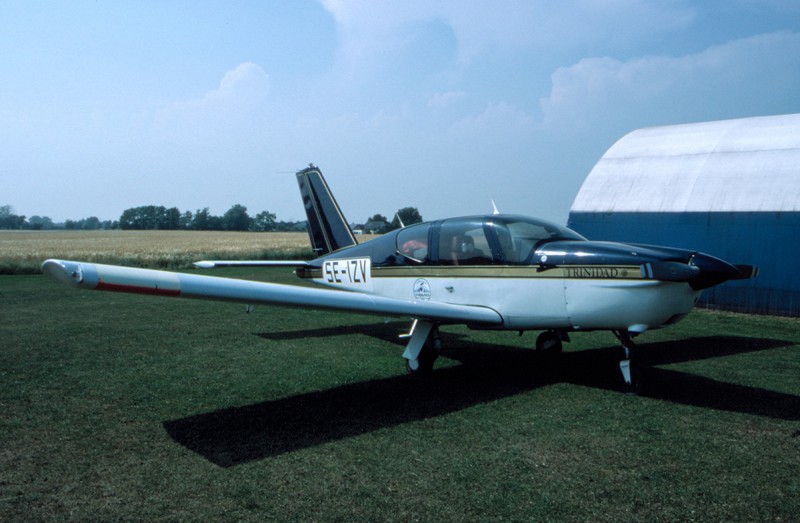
320,0,695,67
539,31,800,132
152,62,270,132
439,1,695,65
448,101,534,138
206,62,270,107
428,91,466,109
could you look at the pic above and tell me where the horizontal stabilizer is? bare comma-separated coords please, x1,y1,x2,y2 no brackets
194,260,310,269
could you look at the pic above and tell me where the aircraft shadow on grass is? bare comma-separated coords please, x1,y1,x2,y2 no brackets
163,328,797,468
253,321,467,345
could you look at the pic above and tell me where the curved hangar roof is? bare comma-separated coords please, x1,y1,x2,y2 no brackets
571,113,800,213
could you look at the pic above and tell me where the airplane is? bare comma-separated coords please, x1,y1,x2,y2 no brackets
42,165,757,391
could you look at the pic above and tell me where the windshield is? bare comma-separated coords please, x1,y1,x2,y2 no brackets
487,216,586,264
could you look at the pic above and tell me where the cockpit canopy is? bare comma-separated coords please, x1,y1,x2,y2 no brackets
396,215,586,266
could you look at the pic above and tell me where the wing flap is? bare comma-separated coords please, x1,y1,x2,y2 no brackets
42,259,502,325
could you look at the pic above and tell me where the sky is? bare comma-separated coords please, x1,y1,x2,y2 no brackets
2,1,800,225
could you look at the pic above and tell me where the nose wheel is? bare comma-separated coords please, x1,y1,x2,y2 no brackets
613,330,640,394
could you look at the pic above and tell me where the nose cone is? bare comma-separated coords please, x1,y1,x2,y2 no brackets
688,253,742,290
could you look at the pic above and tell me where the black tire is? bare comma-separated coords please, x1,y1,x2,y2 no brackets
536,330,563,352
405,339,437,375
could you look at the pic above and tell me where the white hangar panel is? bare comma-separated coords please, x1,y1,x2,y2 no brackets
571,113,800,213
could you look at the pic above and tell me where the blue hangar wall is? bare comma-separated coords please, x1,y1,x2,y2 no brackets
567,113,800,317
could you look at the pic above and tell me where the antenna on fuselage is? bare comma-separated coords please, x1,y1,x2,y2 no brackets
491,199,500,215
395,213,406,228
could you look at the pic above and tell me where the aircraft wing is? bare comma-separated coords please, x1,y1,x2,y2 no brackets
42,259,503,326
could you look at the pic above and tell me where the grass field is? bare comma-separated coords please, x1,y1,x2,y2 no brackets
0,230,322,274
2,263,799,521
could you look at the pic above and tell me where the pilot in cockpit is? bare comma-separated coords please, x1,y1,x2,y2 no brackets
451,234,480,265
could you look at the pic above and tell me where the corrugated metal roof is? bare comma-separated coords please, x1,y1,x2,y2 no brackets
571,113,800,212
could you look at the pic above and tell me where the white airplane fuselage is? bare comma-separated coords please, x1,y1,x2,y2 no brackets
307,258,700,333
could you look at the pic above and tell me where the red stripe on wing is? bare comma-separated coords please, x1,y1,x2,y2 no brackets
96,281,181,297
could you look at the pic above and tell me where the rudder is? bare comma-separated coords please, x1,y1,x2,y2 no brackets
296,165,357,256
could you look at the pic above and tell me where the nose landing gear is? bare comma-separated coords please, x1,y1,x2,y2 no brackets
613,330,640,394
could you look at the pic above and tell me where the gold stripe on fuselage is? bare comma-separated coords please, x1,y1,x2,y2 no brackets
298,265,644,280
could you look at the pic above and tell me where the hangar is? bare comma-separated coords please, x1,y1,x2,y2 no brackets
568,113,800,317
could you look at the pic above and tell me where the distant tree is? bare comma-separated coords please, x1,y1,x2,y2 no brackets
28,215,55,230
81,217,101,230
251,210,277,232
0,205,25,230
223,204,251,231
364,214,390,234
119,208,137,229
273,220,306,232
206,215,224,231
149,206,168,229
164,207,181,230
192,208,211,230
389,207,423,231
179,211,193,230
119,205,170,230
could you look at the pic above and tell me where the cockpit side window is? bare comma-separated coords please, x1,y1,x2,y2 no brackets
396,223,431,264
438,220,494,265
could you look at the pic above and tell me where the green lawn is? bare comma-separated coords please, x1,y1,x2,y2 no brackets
2,268,799,521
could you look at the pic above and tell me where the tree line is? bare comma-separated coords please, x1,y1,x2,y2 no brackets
361,207,423,233
117,204,297,232
0,203,294,231
0,204,423,232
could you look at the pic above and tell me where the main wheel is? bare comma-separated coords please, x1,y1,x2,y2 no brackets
405,338,438,375
536,330,563,352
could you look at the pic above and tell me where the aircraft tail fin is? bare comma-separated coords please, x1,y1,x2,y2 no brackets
296,165,357,256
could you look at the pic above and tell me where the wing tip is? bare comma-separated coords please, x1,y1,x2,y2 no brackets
42,259,84,286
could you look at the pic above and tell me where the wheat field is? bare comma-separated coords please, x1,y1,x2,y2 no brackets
0,230,326,273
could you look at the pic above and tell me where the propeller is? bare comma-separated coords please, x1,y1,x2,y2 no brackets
642,255,757,290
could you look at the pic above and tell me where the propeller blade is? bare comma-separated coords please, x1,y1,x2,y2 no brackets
732,264,759,280
688,253,743,290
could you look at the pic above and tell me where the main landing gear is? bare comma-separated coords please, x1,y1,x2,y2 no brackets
535,330,569,353
400,321,643,393
402,320,441,375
